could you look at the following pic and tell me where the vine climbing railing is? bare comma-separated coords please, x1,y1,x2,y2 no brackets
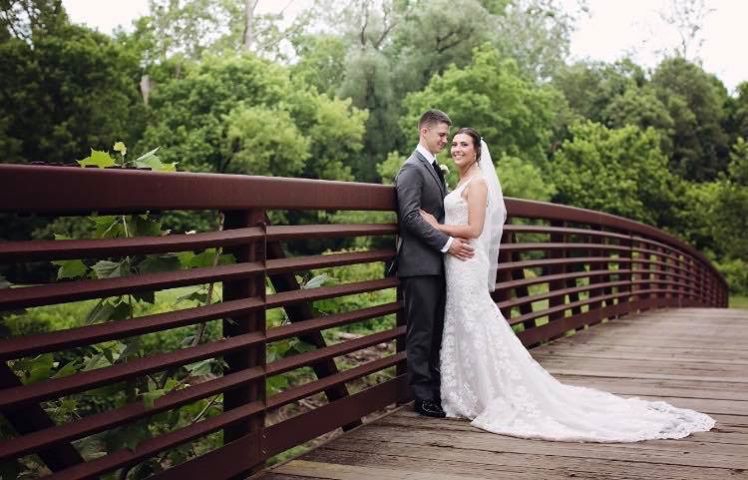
0,164,727,479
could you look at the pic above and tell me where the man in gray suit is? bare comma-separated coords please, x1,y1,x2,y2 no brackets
394,109,474,418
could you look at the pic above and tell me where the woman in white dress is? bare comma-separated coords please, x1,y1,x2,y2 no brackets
419,127,715,442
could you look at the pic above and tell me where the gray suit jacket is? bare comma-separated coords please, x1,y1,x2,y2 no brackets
394,150,450,277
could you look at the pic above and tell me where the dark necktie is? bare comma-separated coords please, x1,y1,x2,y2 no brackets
432,159,445,185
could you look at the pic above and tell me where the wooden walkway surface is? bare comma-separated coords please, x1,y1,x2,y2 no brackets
257,308,748,480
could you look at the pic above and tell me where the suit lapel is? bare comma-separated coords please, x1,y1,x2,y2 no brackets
415,151,446,197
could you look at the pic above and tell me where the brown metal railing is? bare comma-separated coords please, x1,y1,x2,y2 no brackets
0,165,727,479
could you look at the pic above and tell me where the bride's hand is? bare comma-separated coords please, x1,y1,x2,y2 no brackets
419,209,438,228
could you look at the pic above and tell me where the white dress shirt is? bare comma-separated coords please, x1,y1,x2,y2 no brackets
416,144,453,253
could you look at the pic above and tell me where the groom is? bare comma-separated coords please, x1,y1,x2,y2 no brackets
394,109,474,418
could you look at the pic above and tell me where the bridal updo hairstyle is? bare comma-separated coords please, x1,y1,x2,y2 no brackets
455,127,482,163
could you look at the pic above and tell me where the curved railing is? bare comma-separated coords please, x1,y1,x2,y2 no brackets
0,165,727,479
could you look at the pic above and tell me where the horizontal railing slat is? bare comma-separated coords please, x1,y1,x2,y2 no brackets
266,224,397,241
504,224,631,241
266,277,398,309
0,298,263,360
266,302,401,343
266,249,394,274
0,367,265,461
266,326,404,377
0,262,263,311
0,228,263,262
0,332,265,410
267,352,405,410
44,401,266,480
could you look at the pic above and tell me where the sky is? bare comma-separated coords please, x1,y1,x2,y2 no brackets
62,0,748,93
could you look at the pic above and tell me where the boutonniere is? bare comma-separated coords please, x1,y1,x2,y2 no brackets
439,163,450,189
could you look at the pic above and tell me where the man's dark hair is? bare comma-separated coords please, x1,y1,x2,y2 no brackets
418,109,452,130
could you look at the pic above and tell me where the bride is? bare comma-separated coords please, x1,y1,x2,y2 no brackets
419,127,715,442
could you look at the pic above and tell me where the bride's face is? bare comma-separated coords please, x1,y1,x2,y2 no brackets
451,133,477,169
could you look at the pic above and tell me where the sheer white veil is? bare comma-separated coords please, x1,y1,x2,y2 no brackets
479,140,507,291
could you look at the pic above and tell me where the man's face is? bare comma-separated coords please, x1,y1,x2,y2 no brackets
421,122,450,155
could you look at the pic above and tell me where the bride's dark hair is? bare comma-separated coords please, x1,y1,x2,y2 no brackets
455,127,482,163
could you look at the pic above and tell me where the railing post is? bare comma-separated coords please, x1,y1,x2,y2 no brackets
620,234,633,313
222,209,266,476
587,225,605,317
495,224,513,319
396,274,409,405
547,221,566,326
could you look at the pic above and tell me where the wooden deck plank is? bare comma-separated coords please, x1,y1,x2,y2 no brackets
256,308,748,480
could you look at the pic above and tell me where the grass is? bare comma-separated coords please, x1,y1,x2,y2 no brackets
729,295,748,309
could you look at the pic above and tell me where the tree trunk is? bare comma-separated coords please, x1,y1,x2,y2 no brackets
243,0,259,51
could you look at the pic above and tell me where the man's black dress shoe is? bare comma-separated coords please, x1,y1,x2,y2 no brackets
414,400,446,418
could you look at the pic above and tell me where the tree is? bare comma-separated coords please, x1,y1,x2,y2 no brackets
0,0,67,41
553,59,646,124
726,82,748,144
658,0,714,61
389,0,495,93
551,121,680,227
651,57,729,181
0,21,146,165
291,34,348,97
140,53,366,180
493,0,586,81
403,45,561,168
497,154,556,201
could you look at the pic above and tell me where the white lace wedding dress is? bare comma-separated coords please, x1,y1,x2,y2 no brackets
439,178,715,442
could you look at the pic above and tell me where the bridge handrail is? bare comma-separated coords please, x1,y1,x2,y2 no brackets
0,164,728,479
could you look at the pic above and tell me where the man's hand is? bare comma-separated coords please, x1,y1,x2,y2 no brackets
448,237,474,260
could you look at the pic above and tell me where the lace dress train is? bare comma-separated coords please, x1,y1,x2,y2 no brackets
439,179,715,442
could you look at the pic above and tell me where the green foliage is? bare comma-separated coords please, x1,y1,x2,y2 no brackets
141,53,366,180
291,34,347,96
0,22,146,166
497,154,556,201
403,44,561,168
651,57,730,181
716,258,748,295
710,138,748,264
551,121,680,226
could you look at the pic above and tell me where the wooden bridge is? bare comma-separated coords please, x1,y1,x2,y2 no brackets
260,308,748,480
0,165,737,480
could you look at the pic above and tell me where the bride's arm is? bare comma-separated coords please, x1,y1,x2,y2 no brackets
421,179,488,239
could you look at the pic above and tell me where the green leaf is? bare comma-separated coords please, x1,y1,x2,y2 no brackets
86,299,117,324
113,141,127,156
185,249,218,269
134,147,177,172
185,359,214,377
142,388,167,409
27,354,55,384
92,260,124,279
302,274,330,289
132,215,164,237
177,289,209,305
131,290,156,304
53,259,87,280
266,375,289,395
109,301,133,321
77,149,116,168
91,215,122,238
52,359,81,379
138,255,181,274
83,352,112,371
